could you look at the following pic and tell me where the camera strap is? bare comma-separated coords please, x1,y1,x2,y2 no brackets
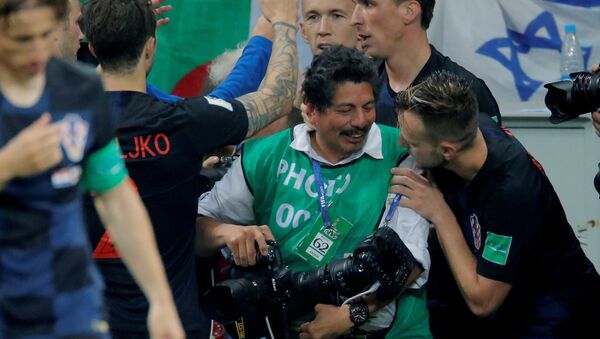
381,194,403,228
294,160,354,266
311,159,333,229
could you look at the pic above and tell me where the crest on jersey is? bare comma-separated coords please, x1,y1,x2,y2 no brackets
60,113,89,162
470,213,482,251
51,166,82,189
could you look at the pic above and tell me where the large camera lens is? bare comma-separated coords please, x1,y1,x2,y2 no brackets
201,227,416,328
201,273,268,323
288,258,371,317
544,72,600,124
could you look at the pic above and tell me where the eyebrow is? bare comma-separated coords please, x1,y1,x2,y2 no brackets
332,99,375,109
333,103,355,109
330,9,349,14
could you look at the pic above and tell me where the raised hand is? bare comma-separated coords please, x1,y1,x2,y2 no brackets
151,0,173,28
259,0,298,24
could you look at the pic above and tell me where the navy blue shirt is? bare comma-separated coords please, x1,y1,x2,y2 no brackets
0,58,114,338
375,45,501,127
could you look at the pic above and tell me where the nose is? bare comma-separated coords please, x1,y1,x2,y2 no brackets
77,27,85,42
317,16,331,35
351,109,373,129
31,38,49,62
351,5,363,27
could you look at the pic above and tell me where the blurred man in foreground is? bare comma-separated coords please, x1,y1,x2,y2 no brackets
0,0,183,337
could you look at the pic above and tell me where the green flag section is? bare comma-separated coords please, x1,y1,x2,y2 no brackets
148,0,251,97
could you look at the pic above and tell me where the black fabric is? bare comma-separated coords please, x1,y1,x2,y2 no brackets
428,303,502,339
53,247,93,292
0,205,50,248
375,45,501,127
2,296,54,337
427,114,600,338
84,92,248,332
110,329,205,339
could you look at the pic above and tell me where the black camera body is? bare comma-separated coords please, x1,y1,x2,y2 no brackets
200,240,292,324
544,71,600,124
199,155,240,194
544,71,600,197
201,227,417,339
216,155,239,168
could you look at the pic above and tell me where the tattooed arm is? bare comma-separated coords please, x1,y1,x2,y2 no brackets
237,0,298,138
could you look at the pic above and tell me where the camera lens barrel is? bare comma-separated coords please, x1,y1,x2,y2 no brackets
545,72,600,124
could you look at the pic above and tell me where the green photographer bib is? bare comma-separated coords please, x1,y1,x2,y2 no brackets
242,125,407,272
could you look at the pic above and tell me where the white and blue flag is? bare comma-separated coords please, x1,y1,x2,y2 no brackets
428,0,600,105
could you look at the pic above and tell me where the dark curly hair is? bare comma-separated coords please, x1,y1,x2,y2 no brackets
302,45,378,112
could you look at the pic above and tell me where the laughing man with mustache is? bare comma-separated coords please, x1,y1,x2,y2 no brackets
197,46,432,339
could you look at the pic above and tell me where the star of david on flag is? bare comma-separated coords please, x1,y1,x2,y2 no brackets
427,0,600,105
